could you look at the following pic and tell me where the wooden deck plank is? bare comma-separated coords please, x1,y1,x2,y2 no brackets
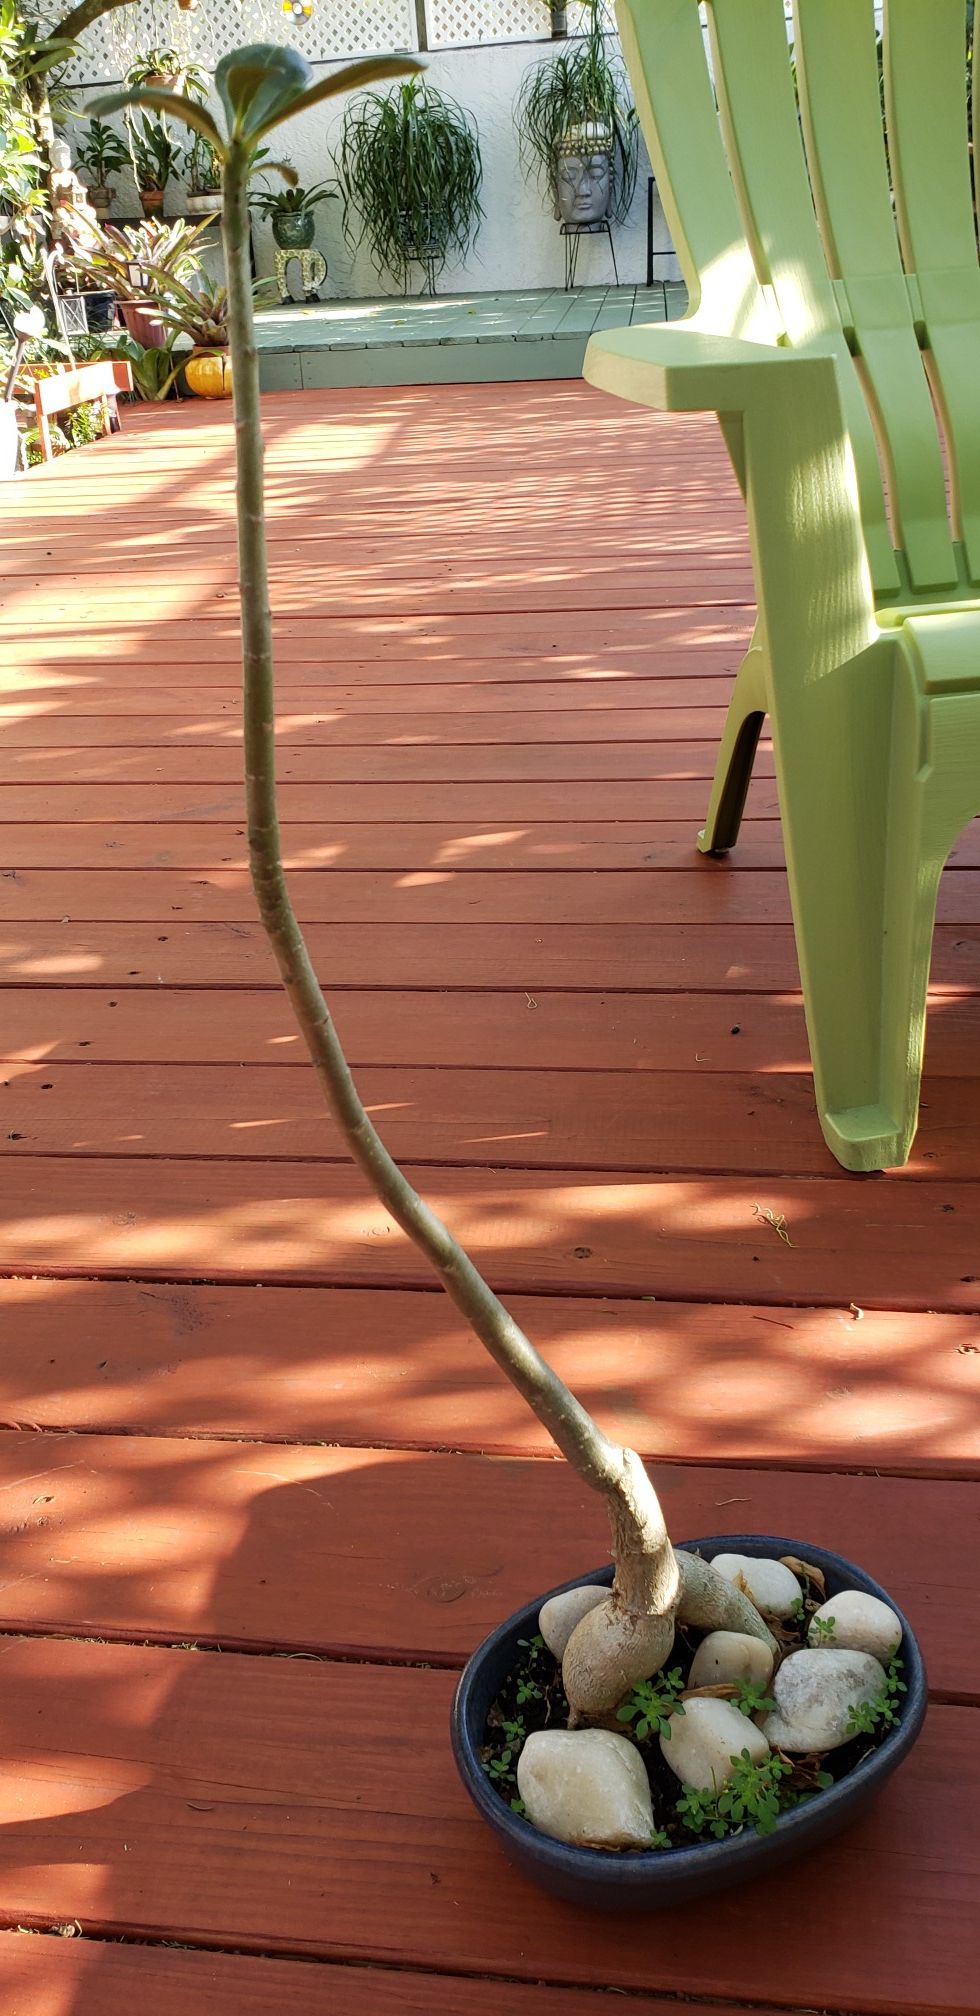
0,1156,978,1310
4,1056,980,1180
0,607,753,663
0,742,773,784
1,705,743,744
5,983,978,1077
0,1277,976,1476
0,819,789,870
5,916,980,992
0,1640,971,2016
0,780,784,821
5,819,980,871
0,675,740,714
4,865,980,926
0,1432,970,1683
0,1936,727,2016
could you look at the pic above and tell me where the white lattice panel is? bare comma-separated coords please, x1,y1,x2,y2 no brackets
65,0,418,87
424,0,590,48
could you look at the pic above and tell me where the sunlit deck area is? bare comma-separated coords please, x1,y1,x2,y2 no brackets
0,381,976,2013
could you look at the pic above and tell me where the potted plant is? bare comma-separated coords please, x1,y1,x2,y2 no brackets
96,41,928,1908
250,174,335,249
126,109,182,215
149,266,232,396
516,0,639,224
73,115,127,218
336,76,482,291
126,48,193,94
185,129,222,214
70,213,211,346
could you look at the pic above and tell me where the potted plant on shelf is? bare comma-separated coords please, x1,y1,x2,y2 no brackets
96,40,928,1909
126,110,182,215
516,0,639,225
250,174,335,250
336,76,482,291
74,115,128,219
185,129,222,214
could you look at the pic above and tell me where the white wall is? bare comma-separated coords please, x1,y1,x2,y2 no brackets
73,38,681,298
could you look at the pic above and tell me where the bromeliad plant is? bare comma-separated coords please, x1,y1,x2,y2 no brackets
93,40,778,1739
336,76,483,290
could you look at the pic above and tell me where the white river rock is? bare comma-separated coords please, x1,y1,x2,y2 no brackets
538,1584,608,1661
710,1553,803,1618
807,1590,902,1663
688,1629,775,1691
659,1696,769,1791
762,1648,886,1753
516,1727,654,1849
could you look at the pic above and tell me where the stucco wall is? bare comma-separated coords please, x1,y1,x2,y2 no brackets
72,37,681,298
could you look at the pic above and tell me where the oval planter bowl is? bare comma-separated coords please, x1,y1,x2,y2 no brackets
451,1534,927,1911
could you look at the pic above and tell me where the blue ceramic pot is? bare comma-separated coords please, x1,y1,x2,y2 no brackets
451,1534,927,1911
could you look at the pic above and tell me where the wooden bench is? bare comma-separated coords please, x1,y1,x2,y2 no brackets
31,357,133,462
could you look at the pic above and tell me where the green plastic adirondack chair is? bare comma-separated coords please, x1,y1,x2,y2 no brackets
584,0,980,1172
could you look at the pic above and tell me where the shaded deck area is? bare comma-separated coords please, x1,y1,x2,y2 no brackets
0,380,976,2013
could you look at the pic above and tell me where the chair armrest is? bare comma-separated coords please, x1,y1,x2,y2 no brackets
584,323,837,417
584,322,877,681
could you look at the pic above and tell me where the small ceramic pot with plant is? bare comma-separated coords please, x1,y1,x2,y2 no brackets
74,116,128,219
186,132,223,215
93,37,928,1916
251,176,336,250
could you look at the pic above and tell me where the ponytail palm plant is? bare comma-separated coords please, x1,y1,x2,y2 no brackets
516,0,638,221
336,76,483,289
93,43,774,1737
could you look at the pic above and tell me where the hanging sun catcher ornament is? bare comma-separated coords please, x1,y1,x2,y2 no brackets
282,0,313,18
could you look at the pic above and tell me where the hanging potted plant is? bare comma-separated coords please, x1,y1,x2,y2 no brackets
250,174,336,250
336,76,482,291
73,115,128,219
95,39,928,1910
126,109,182,215
126,48,200,95
185,130,223,214
516,0,639,224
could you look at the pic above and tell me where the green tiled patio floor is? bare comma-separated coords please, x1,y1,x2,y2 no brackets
254,282,688,390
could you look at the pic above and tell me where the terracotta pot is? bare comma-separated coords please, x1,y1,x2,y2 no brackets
184,348,232,399
139,187,165,217
89,183,112,217
143,72,180,90
120,300,167,349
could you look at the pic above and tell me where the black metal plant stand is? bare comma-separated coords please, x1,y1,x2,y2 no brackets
560,217,619,288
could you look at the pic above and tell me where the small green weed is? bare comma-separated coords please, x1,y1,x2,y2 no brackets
615,1666,686,1742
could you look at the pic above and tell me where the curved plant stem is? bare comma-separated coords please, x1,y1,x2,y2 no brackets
222,140,667,1585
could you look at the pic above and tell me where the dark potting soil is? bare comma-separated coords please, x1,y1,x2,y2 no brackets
481,1557,906,1853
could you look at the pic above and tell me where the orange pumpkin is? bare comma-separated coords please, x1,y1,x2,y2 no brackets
184,350,232,399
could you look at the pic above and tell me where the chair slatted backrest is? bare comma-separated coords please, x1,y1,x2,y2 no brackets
616,0,980,602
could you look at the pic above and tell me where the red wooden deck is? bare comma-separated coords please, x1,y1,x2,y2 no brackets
0,382,976,2015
